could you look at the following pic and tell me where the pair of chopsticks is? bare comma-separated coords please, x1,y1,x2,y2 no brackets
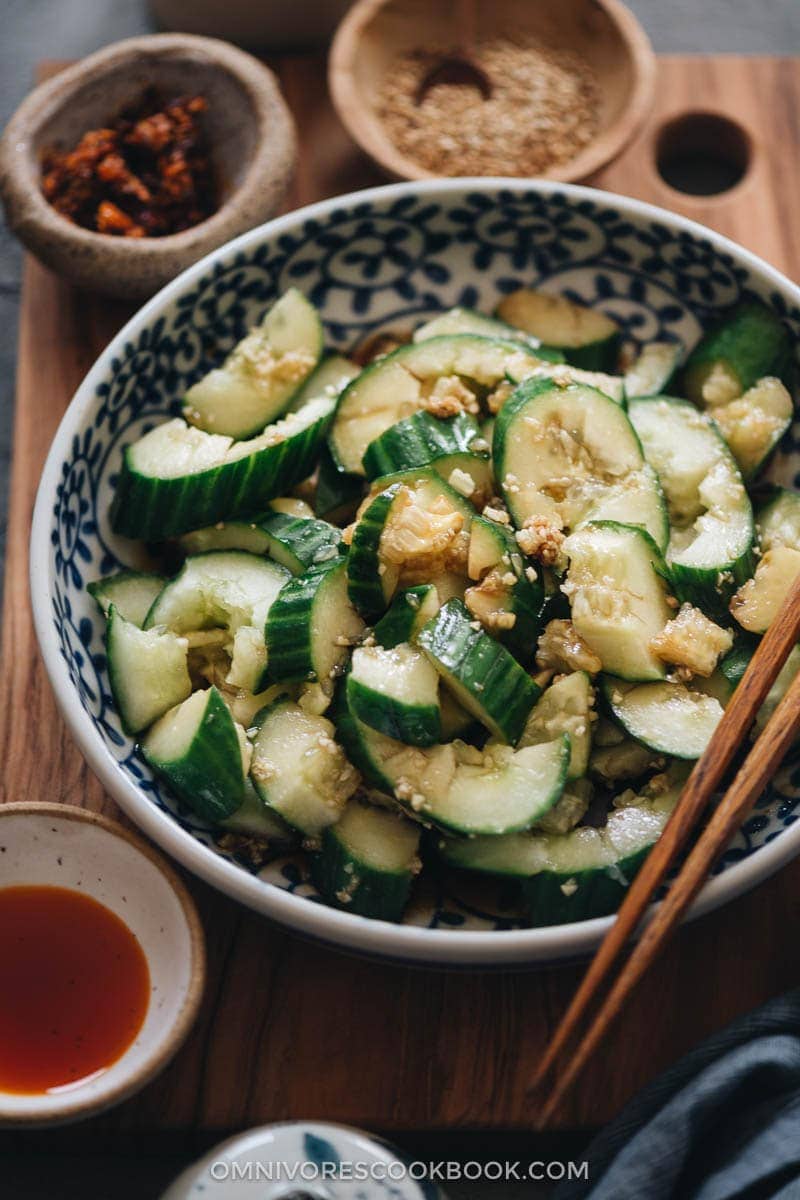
530,570,800,1128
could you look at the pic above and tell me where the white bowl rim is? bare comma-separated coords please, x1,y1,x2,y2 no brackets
0,801,205,1124
30,176,800,967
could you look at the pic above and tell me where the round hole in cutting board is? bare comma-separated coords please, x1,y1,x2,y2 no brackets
656,112,751,196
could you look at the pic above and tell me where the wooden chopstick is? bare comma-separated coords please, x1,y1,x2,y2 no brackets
529,568,800,1124
536,662,800,1126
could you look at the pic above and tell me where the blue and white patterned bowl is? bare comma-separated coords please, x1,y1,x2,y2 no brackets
30,179,800,968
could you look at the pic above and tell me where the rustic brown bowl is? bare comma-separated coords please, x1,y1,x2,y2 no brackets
329,0,656,183
0,34,297,300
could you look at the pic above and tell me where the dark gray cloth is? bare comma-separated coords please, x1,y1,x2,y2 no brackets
555,990,800,1200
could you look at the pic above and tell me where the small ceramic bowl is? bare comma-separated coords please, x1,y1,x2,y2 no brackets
0,802,205,1127
329,0,655,184
160,1121,447,1199
0,34,296,299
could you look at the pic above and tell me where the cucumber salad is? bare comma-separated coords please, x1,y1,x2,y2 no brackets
90,285,799,927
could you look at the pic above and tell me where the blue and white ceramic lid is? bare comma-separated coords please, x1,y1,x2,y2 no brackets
160,1121,446,1199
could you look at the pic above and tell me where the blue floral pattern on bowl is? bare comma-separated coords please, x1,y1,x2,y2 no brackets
33,181,800,964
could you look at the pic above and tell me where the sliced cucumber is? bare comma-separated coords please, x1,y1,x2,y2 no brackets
494,378,667,549
266,556,365,687
285,352,361,413
329,335,542,475
314,443,365,524
628,396,754,608
373,584,441,648
416,598,540,744
711,377,793,479
183,288,323,438
106,605,192,734
624,341,682,399
311,799,421,921
755,645,800,733
464,516,544,663
729,546,800,633
523,362,626,406
180,512,342,575
341,710,569,835
563,522,672,682
249,699,359,835
496,288,621,371
347,643,441,746
518,671,593,778
602,677,723,759
269,496,314,518
413,306,539,349
111,395,335,541
142,687,247,822
220,778,296,842
362,410,492,504
757,488,800,553
440,769,686,925
590,739,662,782
347,468,473,620
648,602,733,678
681,301,790,407
439,689,480,742
145,551,290,693
89,570,166,627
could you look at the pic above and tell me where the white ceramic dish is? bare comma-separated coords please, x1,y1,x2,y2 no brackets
30,179,800,967
0,803,205,1126
160,1121,447,1199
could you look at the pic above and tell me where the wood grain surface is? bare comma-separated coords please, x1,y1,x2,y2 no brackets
3,55,800,1138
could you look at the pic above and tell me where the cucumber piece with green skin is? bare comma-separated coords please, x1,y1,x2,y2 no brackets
719,636,760,691
220,778,296,842
328,334,544,475
266,556,365,686
589,739,662,783
754,645,800,733
729,546,800,634
346,468,474,621
440,769,686,926
563,522,673,682
142,687,247,823
145,550,290,693
416,598,540,744
362,410,492,504
711,377,793,479
249,699,359,835
601,677,724,759
111,394,336,541
285,352,361,413
681,301,790,407
183,288,323,439
180,512,343,575
523,362,626,406
628,396,754,609
413,307,565,360
496,288,622,372
494,377,668,550
518,671,593,778
465,515,544,664
89,571,166,627
311,799,421,921
757,488,800,552
624,341,682,398
106,605,192,734
439,689,481,742
347,642,441,746
373,585,440,648
314,443,365,524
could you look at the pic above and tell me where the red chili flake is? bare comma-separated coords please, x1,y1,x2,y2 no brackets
40,89,217,237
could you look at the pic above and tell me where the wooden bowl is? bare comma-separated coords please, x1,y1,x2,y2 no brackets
329,0,656,183
0,34,296,300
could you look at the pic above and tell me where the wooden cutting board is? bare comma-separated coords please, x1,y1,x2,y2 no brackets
3,55,800,1139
